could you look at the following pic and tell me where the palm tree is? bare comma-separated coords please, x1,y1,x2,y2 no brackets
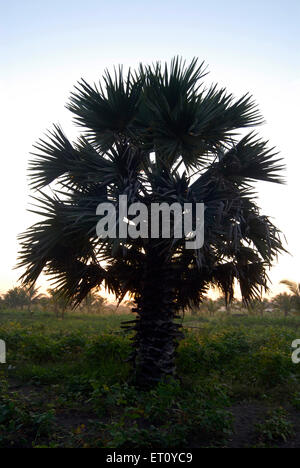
3,286,44,313
248,297,270,317
26,286,45,315
47,288,69,318
272,292,293,317
280,280,300,312
93,294,107,313
202,297,219,317
4,287,28,309
80,291,106,314
18,58,285,387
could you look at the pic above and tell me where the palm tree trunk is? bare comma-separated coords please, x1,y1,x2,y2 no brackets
124,253,182,388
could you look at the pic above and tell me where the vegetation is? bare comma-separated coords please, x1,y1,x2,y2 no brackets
17,57,285,387
0,287,108,317
273,293,293,318
254,408,295,445
280,280,300,312
2,287,44,314
1,305,300,448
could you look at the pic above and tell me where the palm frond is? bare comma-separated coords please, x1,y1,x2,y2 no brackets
218,132,285,184
67,68,144,149
29,125,114,190
280,280,300,296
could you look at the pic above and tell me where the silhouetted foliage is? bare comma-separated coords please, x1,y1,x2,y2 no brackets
18,58,285,386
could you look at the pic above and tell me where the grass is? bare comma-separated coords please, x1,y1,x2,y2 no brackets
1,308,300,448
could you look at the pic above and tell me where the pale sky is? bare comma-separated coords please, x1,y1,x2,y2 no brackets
0,0,299,297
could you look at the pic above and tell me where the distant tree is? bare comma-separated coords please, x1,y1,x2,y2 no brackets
25,286,45,315
202,297,219,317
4,287,28,309
92,294,107,313
3,286,45,314
80,291,106,314
47,288,69,318
280,280,300,311
248,298,269,317
272,292,293,317
38,295,52,312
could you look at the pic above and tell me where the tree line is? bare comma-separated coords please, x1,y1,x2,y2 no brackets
0,287,107,317
1,280,299,318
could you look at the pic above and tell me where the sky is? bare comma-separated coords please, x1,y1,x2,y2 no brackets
0,0,299,298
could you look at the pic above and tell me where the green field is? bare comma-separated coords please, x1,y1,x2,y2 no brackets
1,308,300,448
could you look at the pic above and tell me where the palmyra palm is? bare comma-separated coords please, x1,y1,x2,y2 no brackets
280,280,300,312
18,58,285,387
